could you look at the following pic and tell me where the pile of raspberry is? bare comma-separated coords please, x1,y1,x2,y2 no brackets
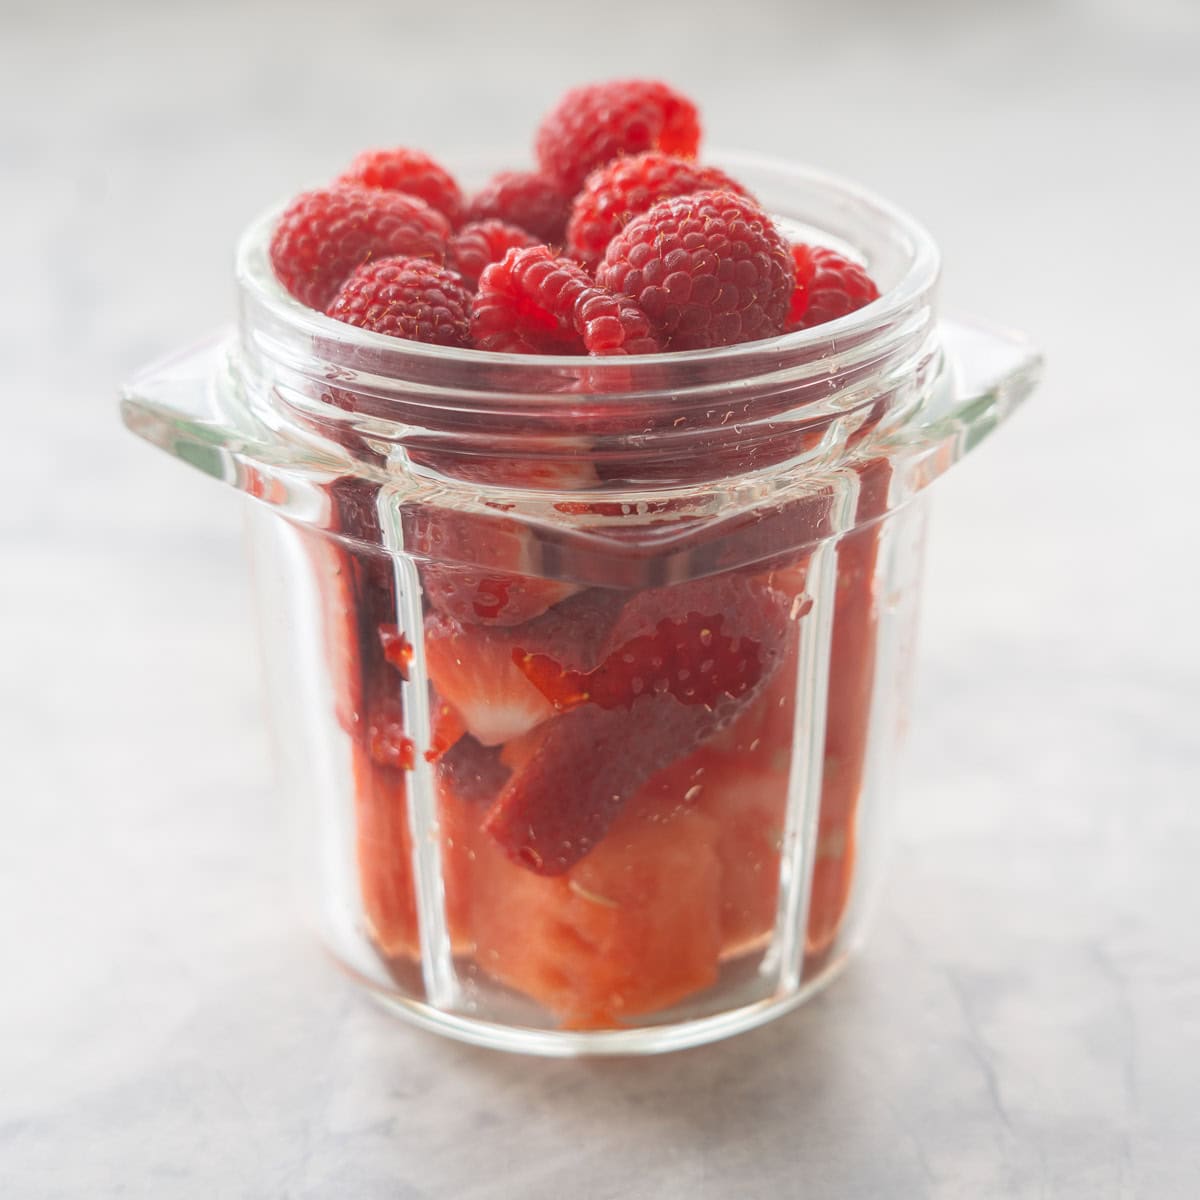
269,79,880,356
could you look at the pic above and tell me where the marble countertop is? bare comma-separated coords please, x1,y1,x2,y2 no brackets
3,2,1198,1195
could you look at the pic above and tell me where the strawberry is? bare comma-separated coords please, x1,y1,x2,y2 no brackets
364,695,415,770
423,589,622,747
420,564,577,628
407,453,597,626
485,574,792,873
516,573,791,713
427,694,467,762
378,624,413,677
437,734,512,806
481,693,722,874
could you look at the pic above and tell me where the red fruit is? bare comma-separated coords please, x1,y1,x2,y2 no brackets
471,245,661,356
378,625,413,678
411,452,599,492
303,526,366,736
517,572,790,714
447,219,538,287
806,465,889,957
481,695,717,875
408,454,596,626
358,735,500,961
463,776,722,1028
421,566,577,627
365,697,416,770
423,589,622,747
787,244,880,331
437,734,512,806
352,745,419,957
335,147,463,225
535,79,701,193
308,492,421,957
705,561,807,774
486,575,792,874
270,186,450,310
464,170,570,244
427,695,466,762
567,151,751,267
326,256,472,348
575,288,663,356
424,613,552,746
596,191,794,350
685,752,790,955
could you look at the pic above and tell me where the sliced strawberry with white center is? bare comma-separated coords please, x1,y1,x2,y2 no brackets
516,573,791,713
424,588,622,746
485,573,792,873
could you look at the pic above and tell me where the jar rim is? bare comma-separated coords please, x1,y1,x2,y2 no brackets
235,151,941,378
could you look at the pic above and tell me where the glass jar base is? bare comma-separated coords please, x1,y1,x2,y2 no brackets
343,946,856,1057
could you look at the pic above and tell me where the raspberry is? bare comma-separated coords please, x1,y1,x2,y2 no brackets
566,152,751,267
787,244,881,330
326,256,472,347
595,191,794,351
535,80,701,193
471,245,661,356
447,219,538,287
575,288,662,355
464,171,570,244
335,147,463,225
270,186,450,310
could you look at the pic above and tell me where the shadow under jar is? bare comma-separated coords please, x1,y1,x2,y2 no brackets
121,155,1040,1056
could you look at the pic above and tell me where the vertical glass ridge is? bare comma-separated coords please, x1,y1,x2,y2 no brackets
769,474,860,992
381,496,458,1011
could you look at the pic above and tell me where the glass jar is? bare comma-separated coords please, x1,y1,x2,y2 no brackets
121,155,1040,1055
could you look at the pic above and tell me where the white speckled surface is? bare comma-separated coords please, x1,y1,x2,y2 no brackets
3,1,1199,1195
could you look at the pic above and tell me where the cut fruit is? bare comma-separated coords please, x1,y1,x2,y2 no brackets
486,573,792,874
352,746,419,958
427,695,466,761
482,692,730,874
517,572,788,713
355,738,496,959
423,588,622,746
304,524,365,738
316,481,424,957
408,455,595,627
421,563,577,628
464,782,722,1028
667,752,789,957
702,562,807,775
424,610,556,745
805,460,889,957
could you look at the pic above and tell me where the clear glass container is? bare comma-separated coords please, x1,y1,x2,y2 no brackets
120,155,1041,1055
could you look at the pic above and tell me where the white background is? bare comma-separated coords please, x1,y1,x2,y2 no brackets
2,0,1198,1195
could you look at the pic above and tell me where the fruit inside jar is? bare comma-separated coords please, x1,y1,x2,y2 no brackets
314,495,883,1029
264,78,896,1030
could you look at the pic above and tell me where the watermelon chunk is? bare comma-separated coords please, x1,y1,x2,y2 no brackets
463,784,723,1028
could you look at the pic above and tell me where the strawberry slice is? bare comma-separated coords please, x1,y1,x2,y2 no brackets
364,696,415,770
423,588,622,747
408,453,596,627
481,694,723,873
437,733,512,805
427,694,466,762
516,573,787,713
378,624,413,677
485,574,791,874
421,563,576,628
